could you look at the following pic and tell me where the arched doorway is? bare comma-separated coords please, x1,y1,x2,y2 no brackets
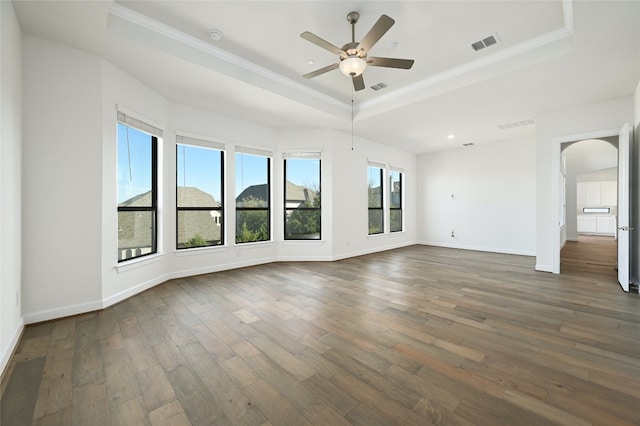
560,138,618,278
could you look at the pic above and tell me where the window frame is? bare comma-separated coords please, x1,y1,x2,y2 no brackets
235,150,272,244
389,169,404,233
367,165,385,235
116,116,159,263
175,140,225,250
283,155,321,241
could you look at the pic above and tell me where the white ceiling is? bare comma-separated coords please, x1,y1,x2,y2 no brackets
12,0,640,154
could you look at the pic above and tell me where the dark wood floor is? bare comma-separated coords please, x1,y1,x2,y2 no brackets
2,244,639,425
561,234,617,278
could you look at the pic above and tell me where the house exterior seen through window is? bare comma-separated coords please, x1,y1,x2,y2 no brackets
368,165,384,235
117,119,158,262
176,140,224,249
284,155,321,240
236,151,271,243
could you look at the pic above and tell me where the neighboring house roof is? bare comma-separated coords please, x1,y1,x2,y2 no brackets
177,186,220,207
236,181,316,206
236,184,268,206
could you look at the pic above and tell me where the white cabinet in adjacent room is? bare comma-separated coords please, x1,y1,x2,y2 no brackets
577,214,616,235
601,181,617,206
576,180,616,207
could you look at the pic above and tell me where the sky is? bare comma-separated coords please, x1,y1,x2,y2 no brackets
117,123,319,204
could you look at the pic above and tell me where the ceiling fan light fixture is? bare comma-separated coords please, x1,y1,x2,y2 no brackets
339,56,367,77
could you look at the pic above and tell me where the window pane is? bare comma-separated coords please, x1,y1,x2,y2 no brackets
285,209,320,239
236,210,269,243
368,210,383,235
285,159,320,204
177,144,222,207
390,171,402,208
118,210,154,261
368,166,383,208
285,158,321,241
390,209,402,232
177,210,223,248
236,153,269,208
118,123,153,206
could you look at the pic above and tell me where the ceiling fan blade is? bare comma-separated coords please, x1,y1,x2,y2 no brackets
357,15,395,55
352,74,365,91
367,57,415,69
300,31,346,56
303,63,339,79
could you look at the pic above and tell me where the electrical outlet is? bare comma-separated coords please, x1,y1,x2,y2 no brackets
451,230,455,238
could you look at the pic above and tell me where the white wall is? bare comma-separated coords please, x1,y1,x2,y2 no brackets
535,96,634,273
18,36,418,325
563,140,618,241
417,138,536,256
22,35,104,322
0,0,23,376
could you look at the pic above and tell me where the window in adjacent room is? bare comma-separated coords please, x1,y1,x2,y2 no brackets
117,112,160,262
176,135,225,249
368,165,384,235
236,148,271,243
284,153,321,240
390,169,403,232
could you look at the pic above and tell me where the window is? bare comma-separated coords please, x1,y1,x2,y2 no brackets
390,170,403,232
368,165,384,235
236,149,271,243
176,136,224,249
284,153,321,240
117,112,160,262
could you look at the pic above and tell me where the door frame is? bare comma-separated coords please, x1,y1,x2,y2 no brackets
551,127,621,274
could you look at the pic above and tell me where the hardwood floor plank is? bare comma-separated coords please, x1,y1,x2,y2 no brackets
71,379,111,426
243,379,313,426
166,365,223,426
0,356,46,425
136,365,177,412
148,400,192,426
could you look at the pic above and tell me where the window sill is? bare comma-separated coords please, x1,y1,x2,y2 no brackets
116,253,165,273
235,241,275,250
174,245,229,257
367,233,389,240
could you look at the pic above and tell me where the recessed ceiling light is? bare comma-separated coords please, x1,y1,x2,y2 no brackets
307,59,315,66
447,134,455,139
209,29,223,41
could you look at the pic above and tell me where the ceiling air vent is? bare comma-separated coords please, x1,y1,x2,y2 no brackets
370,82,389,91
471,34,499,51
497,118,536,130
462,142,474,147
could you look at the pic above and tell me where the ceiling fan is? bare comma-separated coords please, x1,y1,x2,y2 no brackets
301,11,415,91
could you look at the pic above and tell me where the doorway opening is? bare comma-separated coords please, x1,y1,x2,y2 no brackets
559,138,618,278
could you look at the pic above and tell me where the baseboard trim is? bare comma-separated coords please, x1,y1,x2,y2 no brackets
1,319,24,380
23,300,104,325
